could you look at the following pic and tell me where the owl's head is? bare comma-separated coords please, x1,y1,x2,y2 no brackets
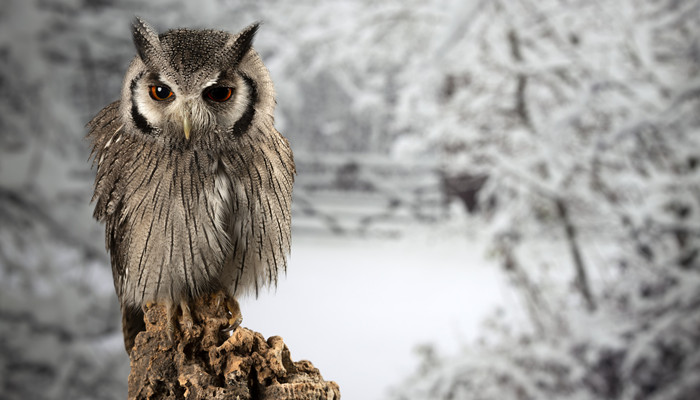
121,17,275,149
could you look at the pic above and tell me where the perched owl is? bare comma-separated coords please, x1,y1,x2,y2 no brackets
87,18,295,354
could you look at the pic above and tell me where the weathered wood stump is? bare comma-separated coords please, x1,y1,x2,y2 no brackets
127,296,340,399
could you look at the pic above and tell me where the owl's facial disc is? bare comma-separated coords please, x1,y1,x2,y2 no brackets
129,66,255,144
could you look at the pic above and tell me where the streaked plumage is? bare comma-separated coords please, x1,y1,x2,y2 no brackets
87,18,294,353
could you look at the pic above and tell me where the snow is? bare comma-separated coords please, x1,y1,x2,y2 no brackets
241,226,506,400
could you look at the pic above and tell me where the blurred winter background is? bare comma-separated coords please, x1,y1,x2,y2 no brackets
1,0,699,399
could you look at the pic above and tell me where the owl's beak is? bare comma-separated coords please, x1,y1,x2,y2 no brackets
183,115,192,140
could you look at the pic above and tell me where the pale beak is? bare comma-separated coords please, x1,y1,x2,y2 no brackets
183,115,191,140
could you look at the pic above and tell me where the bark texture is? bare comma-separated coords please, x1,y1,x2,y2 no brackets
127,296,340,400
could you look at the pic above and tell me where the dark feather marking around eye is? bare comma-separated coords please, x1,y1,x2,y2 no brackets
129,73,155,135
130,101,153,134
230,73,258,137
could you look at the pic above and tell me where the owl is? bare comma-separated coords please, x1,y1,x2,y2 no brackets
87,18,295,354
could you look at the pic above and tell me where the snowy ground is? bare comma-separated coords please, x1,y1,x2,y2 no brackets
240,224,508,400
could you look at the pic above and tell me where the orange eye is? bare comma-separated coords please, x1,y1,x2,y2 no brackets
149,85,173,101
205,87,233,102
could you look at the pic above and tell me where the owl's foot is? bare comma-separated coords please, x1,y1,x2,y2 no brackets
165,300,194,344
180,300,194,329
210,292,242,332
224,297,242,332
212,291,226,308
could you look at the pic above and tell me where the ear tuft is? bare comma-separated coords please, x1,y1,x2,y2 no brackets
228,22,261,68
131,17,162,67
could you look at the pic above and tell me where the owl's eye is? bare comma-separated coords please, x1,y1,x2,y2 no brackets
204,87,233,102
149,85,173,101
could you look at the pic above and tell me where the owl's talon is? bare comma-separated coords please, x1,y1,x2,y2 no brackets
212,291,225,308
141,301,154,314
222,315,243,332
180,300,193,330
165,302,177,345
222,297,242,332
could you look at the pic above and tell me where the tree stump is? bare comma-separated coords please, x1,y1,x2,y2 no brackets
127,296,340,399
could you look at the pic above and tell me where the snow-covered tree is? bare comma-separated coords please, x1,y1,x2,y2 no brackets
388,0,700,398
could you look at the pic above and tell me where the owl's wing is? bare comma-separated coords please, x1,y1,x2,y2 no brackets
87,101,123,221
221,131,295,297
87,101,131,298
